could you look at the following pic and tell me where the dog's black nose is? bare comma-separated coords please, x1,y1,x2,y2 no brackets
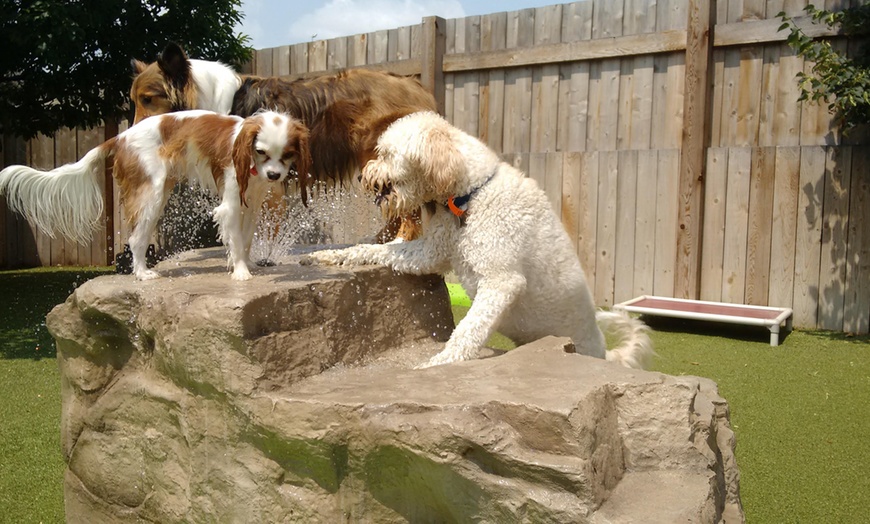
267,171,281,181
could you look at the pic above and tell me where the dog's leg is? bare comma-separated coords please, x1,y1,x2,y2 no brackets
422,273,526,368
309,238,450,275
128,218,159,280
214,177,253,281
126,180,173,280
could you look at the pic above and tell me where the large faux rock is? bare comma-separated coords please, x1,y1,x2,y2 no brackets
47,247,743,523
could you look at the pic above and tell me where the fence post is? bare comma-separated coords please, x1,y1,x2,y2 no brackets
104,118,117,267
675,0,716,299
421,16,446,116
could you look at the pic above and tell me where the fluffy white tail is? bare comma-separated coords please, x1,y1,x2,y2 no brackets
597,309,654,370
0,141,111,244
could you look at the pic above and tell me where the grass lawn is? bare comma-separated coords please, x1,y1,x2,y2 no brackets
0,266,113,523
1,271,868,522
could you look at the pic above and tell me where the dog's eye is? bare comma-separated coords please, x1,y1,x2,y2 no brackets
255,149,266,156
141,96,152,105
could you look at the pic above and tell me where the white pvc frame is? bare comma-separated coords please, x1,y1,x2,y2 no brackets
615,295,794,346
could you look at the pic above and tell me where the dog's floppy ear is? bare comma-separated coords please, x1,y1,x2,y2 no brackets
157,42,191,90
232,116,261,207
288,119,312,206
416,119,463,196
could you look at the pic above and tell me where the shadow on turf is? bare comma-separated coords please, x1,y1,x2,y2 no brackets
0,269,113,360
641,315,870,346
640,315,793,345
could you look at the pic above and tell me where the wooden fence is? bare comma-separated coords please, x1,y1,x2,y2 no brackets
2,0,868,332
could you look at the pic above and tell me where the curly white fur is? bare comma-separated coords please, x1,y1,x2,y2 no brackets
310,111,653,369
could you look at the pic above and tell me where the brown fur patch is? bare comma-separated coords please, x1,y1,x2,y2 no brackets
231,69,436,187
160,114,237,189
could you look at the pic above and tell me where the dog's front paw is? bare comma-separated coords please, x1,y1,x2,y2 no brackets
308,249,352,266
416,349,464,369
134,269,160,281
231,268,253,281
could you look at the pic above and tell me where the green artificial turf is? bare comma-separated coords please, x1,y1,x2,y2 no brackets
1,272,868,522
0,266,112,523
645,318,870,523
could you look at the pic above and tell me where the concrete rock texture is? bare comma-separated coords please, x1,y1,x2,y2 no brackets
46,247,744,523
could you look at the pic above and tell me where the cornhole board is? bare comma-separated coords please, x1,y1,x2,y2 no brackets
615,295,793,346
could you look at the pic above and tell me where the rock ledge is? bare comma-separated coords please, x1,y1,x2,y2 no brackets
47,248,743,523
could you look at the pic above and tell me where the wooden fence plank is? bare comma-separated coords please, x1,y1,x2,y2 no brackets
348,34,367,67
675,0,714,299
528,152,547,195
735,47,763,146
421,16,446,116
502,9,535,154
545,152,563,217
620,0,657,151
614,150,638,304
818,146,852,330
443,17,456,123
757,43,780,147
326,38,347,70
578,152,600,278
387,28,399,62
745,147,776,305
78,126,105,266
700,148,729,301
595,151,618,306
561,151,582,250
30,133,54,265
308,40,328,72
530,4,562,153
652,0,687,150
773,43,804,146
792,145,825,327
768,147,801,308
654,149,680,297
272,46,291,76
480,12,507,150
634,150,658,296
368,29,389,65
255,47,273,76
55,127,78,266
717,49,741,146
290,42,308,74
397,25,412,61
721,147,751,304
844,146,870,334
557,1,593,152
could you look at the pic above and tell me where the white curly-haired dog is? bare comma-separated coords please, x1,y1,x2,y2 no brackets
309,111,653,369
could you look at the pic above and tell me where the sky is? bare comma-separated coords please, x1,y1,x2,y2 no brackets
237,0,560,49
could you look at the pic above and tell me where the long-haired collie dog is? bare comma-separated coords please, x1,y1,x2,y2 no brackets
130,42,435,240
0,110,311,281
309,112,654,369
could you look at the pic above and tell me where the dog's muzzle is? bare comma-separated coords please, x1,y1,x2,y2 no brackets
373,182,393,206
266,170,282,181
